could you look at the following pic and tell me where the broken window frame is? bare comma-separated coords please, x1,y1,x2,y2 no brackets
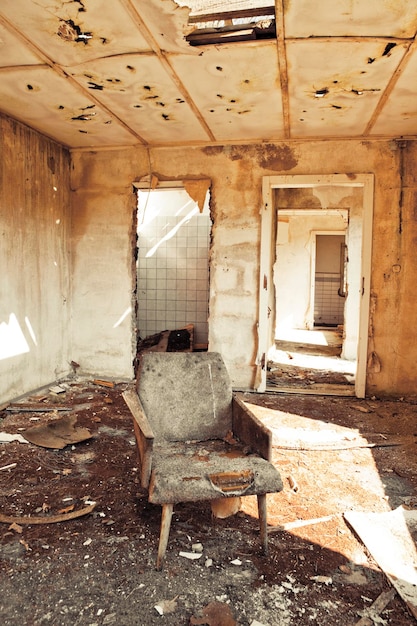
184,4,276,46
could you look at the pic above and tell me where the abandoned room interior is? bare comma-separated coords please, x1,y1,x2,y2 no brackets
1,1,417,624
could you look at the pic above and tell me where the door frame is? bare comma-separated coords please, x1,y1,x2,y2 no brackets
257,174,374,398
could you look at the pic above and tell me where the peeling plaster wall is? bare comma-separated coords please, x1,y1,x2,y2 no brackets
0,114,71,404
71,139,417,396
70,152,137,379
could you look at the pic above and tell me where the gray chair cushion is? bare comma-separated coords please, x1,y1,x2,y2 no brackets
137,352,233,442
148,439,283,504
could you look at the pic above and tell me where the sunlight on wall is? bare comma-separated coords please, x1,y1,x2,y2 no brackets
0,313,30,360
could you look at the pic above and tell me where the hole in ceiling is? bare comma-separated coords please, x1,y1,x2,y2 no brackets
27,84,34,91
57,19,92,44
332,104,342,109
368,57,375,64
74,0,86,13
216,66,223,71
382,42,396,56
314,88,328,98
87,82,104,90
162,114,170,120
177,1,276,46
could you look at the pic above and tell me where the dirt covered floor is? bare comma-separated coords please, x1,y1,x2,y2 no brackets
0,380,416,625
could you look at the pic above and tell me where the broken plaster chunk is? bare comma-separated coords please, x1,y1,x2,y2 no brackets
0,432,28,444
179,551,202,560
154,597,178,615
230,558,242,566
49,385,66,394
310,575,333,585
192,542,203,553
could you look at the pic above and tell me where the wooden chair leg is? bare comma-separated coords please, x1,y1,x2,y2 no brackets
156,503,174,570
257,494,268,555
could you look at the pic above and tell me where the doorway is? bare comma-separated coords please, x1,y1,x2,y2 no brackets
314,234,346,327
257,174,374,398
135,183,211,353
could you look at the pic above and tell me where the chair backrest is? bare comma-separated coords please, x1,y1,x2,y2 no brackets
137,352,233,442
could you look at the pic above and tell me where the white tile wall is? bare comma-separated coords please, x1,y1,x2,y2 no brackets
314,272,345,326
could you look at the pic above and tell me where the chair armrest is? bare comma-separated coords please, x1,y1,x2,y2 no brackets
232,395,272,461
122,389,154,488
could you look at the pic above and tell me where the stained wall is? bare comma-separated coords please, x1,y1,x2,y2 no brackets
3,111,415,404
0,114,71,404
70,139,417,397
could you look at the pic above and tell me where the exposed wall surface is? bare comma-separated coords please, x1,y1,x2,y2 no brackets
70,139,417,396
70,151,138,379
274,213,346,332
2,112,415,401
0,114,71,404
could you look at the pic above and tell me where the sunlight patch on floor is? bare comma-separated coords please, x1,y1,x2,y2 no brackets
269,346,356,375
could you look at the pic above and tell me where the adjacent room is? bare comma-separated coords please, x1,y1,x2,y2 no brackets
1,1,417,624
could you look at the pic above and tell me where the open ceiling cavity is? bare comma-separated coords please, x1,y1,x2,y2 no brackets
176,0,276,45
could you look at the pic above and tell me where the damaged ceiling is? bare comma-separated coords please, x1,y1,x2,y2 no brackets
1,0,417,149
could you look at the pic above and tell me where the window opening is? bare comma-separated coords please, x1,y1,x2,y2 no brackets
136,187,211,352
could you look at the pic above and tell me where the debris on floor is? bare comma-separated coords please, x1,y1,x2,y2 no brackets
21,413,92,449
0,382,415,624
345,506,417,620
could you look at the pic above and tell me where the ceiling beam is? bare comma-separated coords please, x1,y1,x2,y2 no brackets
363,37,417,136
120,0,216,142
274,1,290,139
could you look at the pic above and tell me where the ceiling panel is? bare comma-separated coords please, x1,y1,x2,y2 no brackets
130,0,197,54
0,67,138,147
284,0,417,38
287,39,408,137
371,47,417,136
0,0,152,67
0,22,43,66
0,0,417,148
69,54,210,144
170,41,284,141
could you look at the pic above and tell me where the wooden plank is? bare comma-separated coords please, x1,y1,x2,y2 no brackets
265,383,356,397
232,395,272,460
188,6,275,24
345,507,417,620
355,588,396,626
122,389,154,488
